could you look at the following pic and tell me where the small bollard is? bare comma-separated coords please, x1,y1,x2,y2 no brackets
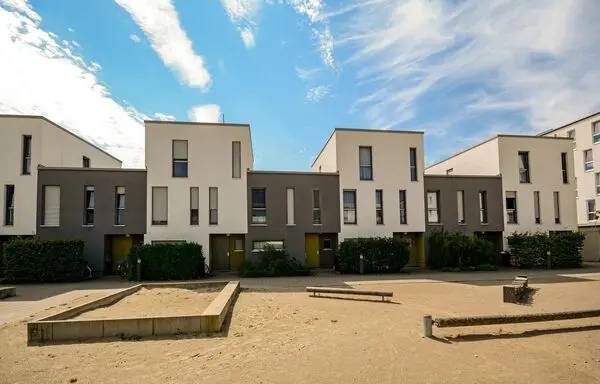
359,254,364,274
136,258,142,281
546,250,552,269
423,315,433,338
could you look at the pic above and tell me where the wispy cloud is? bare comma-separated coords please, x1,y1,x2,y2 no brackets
289,0,335,69
305,85,330,102
0,0,145,166
220,0,260,48
188,104,222,123
129,33,141,43
115,0,211,90
152,112,175,121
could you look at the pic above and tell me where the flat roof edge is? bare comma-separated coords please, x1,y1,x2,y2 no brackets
425,174,502,179
38,166,145,172
249,170,338,176
144,120,250,127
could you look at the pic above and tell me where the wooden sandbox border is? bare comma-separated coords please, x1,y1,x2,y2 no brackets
27,281,240,344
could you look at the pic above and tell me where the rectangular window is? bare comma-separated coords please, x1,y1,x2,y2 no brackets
42,185,60,226
359,146,373,180
567,129,575,143
343,190,357,224
4,185,14,226
518,151,530,183
561,152,568,184
584,149,594,171
593,121,600,144
399,190,407,224
596,173,600,195
232,141,241,178
323,238,333,250
312,189,321,225
457,190,465,224
506,191,518,224
152,186,168,225
190,187,199,225
83,156,90,168
375,189,384,224
83,186,95,225
553,191,561,224
427,191,440,223
22,135,31,175
534,191,541,224
251,188,266,224
286,188,295,225
409,147,418,181
115,186,125,225
479,191,488,224
209,187,218,225
587,199,597,221
252,240,284,252
172,140,188,177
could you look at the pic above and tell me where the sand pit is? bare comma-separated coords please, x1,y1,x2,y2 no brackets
73,287,220,319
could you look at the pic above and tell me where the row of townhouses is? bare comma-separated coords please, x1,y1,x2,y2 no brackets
0,113,598,275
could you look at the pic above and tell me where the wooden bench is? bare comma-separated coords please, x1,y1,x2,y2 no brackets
306,286,393,302
503,275,528,304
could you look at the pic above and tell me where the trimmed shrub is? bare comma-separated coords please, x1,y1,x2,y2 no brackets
427,231,496,270
240,245,311,277
3,239,86,282
128,242,205,280
337,237,410,274
508,231,584,268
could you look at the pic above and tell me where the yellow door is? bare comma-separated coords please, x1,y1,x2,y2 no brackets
111,236,133,271
229,235,245,271
305,234,320,268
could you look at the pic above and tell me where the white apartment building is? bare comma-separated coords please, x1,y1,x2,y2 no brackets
426,135,578,247
144,120,253,269
312,128,426,266
539,112,600,261
0,115,122,238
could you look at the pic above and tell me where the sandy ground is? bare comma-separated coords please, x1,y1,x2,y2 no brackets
1,279,599,383
73,287,220,319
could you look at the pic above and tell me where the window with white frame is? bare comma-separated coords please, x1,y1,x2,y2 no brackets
584,149,593,171
209,187,218,225
343,190,357,224
252,240,284,252
518,151,530,183
286,188,295,225
172,140,188,177
586,199,597,221
593,121,600,144
152,186,168,225
42,185,60,226
359,146,373,180
427,191,440,223
375,189,384,224
479,191,488,224
190,187,199,225
115,186,125,225
312,189,321,225
506,191,518,224
83,186,95,225
251,188,266,224
457,190,465,224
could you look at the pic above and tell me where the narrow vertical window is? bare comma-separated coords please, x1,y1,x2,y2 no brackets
479,191,488,224
83,186,95,225
518,151,530,183
190,187,199,225
506,191,518,224
534,191,541,224
209,187,218,225
312,189,321,225
286,188,295,225
4,185,14,226
596,173,600,194
399,190,407,224
409,147,418,181
115,186,125,225
593,121,600,144
584,149,593,171
561,152,568,184
232,141,241,178
251,188,266,224
427,191,440,223
359,146,373,180
152,186,168,225
587,199,597,221
172,140,188,177
42,185,60,226
22,135,31,175
457,190,465,224
553,191,561,224
83,156,90,168
375,189,384,224
343,190,357,224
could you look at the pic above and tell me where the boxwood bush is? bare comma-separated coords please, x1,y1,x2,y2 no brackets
337,237,409,274
240,245,311,277
508,231,584,268
128,242,205,280
3,238,86,282
427,231,496,270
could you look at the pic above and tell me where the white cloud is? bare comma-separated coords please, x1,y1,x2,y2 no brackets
220,0,260,48
67,27,74,32
0,0,145,167
188,104,222,123
312,25,334,68
295,66,321,81
288,0,335,69
153,112,176,121
305,85,330,102
115,0,211,90
129,33,141,43
288,0,323,22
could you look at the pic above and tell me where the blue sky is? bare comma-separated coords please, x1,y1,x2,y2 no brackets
1,0,599,169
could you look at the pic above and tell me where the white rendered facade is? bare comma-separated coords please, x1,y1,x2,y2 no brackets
426,135,578,245
144,121,253,267
0,115,122,237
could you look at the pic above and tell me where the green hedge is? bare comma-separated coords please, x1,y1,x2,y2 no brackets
3,239,86,282
507,231,584,268
240,245,311,277
128,243,205,280
427,231,496,270
337,237,409,274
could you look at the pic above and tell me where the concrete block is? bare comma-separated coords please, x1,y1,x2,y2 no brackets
28,322,53,343
103,318,154,338
0,287,16,299
52,320,104,341
153,316,202,336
